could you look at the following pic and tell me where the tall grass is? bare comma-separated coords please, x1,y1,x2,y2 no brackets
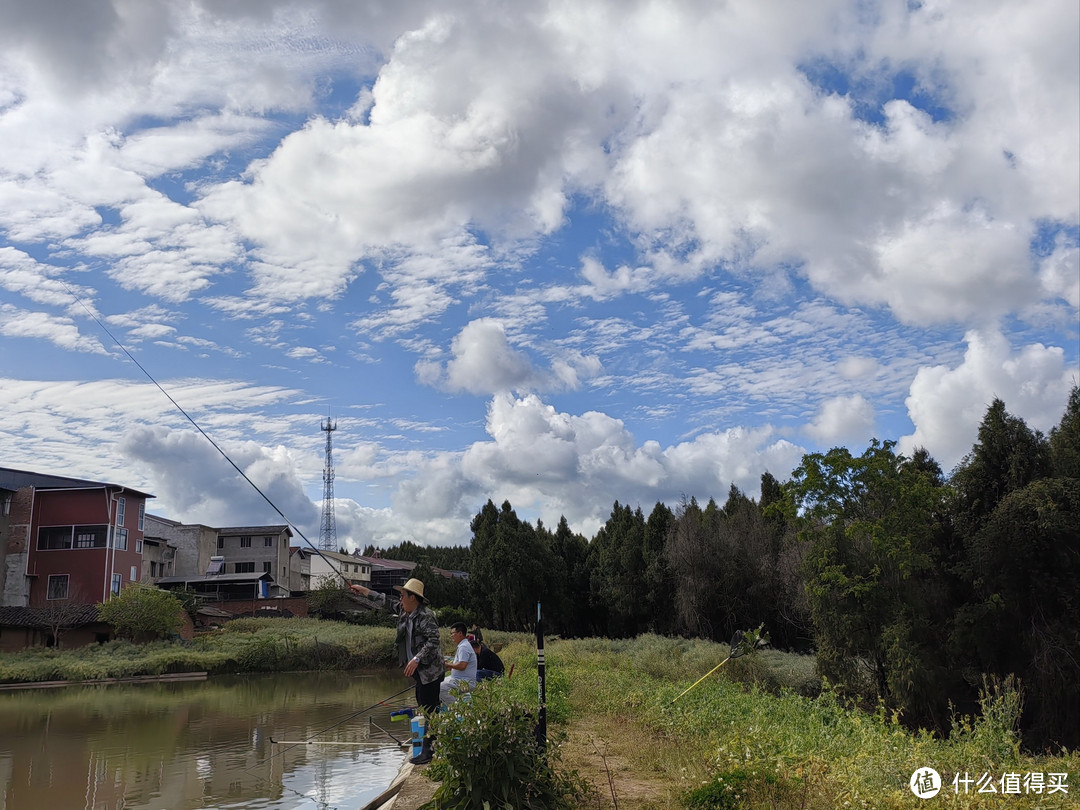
495,635,1078,810
0,619,398,682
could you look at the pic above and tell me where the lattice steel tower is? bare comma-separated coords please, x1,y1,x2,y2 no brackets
319,418,338,551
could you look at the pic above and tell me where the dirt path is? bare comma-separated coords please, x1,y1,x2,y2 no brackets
561,716,681,809
381,715,681,810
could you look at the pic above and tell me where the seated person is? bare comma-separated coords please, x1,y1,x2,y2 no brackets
470,635,505,680
439,622,477,705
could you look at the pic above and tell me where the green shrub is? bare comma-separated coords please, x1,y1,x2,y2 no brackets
424,678,587,809
683,768,784,810
98,585,185,641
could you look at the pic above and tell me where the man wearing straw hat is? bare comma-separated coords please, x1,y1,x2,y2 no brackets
350,577,442,763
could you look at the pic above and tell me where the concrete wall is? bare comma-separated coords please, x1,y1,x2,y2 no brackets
144,517,218,578
1,488,33,607
217,529,291,592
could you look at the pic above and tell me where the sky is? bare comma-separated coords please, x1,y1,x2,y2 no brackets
1,0,1077,550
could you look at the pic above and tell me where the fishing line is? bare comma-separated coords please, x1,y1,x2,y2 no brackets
57,279,355,583
241,681,417,810
266,682,416,753
58,283,417,808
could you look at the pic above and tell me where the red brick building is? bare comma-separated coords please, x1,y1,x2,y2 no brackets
1,467,153,608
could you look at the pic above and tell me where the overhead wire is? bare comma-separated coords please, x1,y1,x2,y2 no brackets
57,280,416,809
58,279,355,584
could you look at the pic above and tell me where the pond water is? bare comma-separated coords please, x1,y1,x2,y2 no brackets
0,671,414,810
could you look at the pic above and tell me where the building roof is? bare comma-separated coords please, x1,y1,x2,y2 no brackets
216,525,292,536
146,514,216,530
156,572,272,585
352,555,415,571
0,605,104,627
0,466,154,499
311,548,371,565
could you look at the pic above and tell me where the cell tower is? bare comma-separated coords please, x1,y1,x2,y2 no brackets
319,417,338,552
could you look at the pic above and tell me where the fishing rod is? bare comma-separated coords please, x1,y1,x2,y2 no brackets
265,681,416,754
272,719,408,747
60,281,418,806
269,739,375,747
237,681,417,810
58,280,357,586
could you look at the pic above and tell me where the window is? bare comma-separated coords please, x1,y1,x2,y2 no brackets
150,561,158,577
135,539,143,553
110,573,122,594
240,536,252,548
264,536,273,547
73,525,108,548
116,497,126,526
2,493,10,516
217,536,224,549
115,528,128,551
47,574,69,600
37,526,73,550
263,561,272,573
137,502,145,531
130,566,137,581
235,562,256,573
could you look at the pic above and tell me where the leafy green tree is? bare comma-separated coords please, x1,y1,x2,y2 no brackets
1049,385,1080,479
666,495,739,641
468,500,554,630
589,502,651,637
790,441,952,726
361,540,472,572
306,574,355,617
758,472,812,650
98,584,185,641
539,516,591,637
949,391,1080,747
950,398,1050,536
643,502,677,635
469,500,502,625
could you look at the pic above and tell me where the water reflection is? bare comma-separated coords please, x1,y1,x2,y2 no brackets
0,671,412,810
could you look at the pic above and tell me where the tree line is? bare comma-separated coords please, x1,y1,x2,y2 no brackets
379,389,1080,750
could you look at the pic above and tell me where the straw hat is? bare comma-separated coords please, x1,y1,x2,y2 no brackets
394,577,426,601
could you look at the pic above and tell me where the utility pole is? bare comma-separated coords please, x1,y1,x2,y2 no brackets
319,418,337,552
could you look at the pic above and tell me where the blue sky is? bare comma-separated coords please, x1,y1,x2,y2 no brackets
1,0,1077,548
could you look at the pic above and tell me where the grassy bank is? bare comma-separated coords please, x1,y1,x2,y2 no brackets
492,634,1078,810
0,618,399,682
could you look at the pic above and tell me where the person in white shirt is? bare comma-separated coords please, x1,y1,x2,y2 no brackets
440,621,477,705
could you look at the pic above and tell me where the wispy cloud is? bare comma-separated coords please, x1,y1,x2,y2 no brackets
0,0,1075,546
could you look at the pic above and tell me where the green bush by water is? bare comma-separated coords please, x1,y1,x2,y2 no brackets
424,677,586,810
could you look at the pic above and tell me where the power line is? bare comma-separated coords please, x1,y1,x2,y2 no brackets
58,279,353,584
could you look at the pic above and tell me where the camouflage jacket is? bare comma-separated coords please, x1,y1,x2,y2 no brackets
397,604,443,685
368,591,443,685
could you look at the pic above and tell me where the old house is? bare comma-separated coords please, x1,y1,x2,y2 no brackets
0,467,152,609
